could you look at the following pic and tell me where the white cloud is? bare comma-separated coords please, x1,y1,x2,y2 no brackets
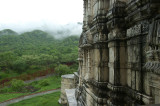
0,0,83,33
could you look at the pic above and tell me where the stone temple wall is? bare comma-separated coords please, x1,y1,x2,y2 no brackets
60,0,160,106
75,0,160,105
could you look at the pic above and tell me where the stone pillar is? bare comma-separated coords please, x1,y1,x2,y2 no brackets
84,49,90,80
93,0,98,18
59,74,75,105
78,48,83,87
93,43,109,82
93,46,100,81
83,0,87,30
81,49,86,81
106,1,127,105
87,49,92,80
88,0,92,25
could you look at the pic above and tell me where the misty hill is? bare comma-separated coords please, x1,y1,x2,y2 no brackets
0,29,18,36
21,30,51,39
0,29,79,75
0,29,80,84
0,29,79,55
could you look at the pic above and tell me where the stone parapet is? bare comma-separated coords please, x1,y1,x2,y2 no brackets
65,89,77,106
59,74,75,105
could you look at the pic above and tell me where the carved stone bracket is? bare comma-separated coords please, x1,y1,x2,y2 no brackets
107,83,124,92
126,87,153,104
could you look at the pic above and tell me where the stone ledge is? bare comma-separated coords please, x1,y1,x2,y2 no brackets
61,74,75,79
65,89,77,106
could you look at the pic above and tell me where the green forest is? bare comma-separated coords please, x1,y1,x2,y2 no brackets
0,29,79,80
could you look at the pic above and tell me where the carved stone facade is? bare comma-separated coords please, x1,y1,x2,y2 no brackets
60,0,160,106
74,0,160,105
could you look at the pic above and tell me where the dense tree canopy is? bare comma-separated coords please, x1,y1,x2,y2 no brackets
0,29,79,79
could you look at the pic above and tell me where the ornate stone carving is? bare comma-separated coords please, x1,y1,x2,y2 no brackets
127,24,141,37
144,15,160,75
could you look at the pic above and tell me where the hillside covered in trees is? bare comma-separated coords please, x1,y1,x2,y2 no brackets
0,29,79,79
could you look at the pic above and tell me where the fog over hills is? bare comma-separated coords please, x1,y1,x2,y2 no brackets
0,29,18,36
0,22,82,38
0,0,83,38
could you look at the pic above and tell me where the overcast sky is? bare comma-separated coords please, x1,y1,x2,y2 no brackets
0,0,83,34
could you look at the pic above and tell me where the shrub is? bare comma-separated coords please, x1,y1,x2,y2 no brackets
38,79,50,87
0,72,9,79
10,79,25,92
0,87,12,93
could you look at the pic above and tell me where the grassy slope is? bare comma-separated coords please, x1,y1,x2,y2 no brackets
0,76,61,103
9,91,61,106
34,76,61,92
0,93,29,103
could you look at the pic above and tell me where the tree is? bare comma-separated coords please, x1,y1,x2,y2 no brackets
0,52,16,71
55,64,71,76
12,58,28,73
0,29,79,78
